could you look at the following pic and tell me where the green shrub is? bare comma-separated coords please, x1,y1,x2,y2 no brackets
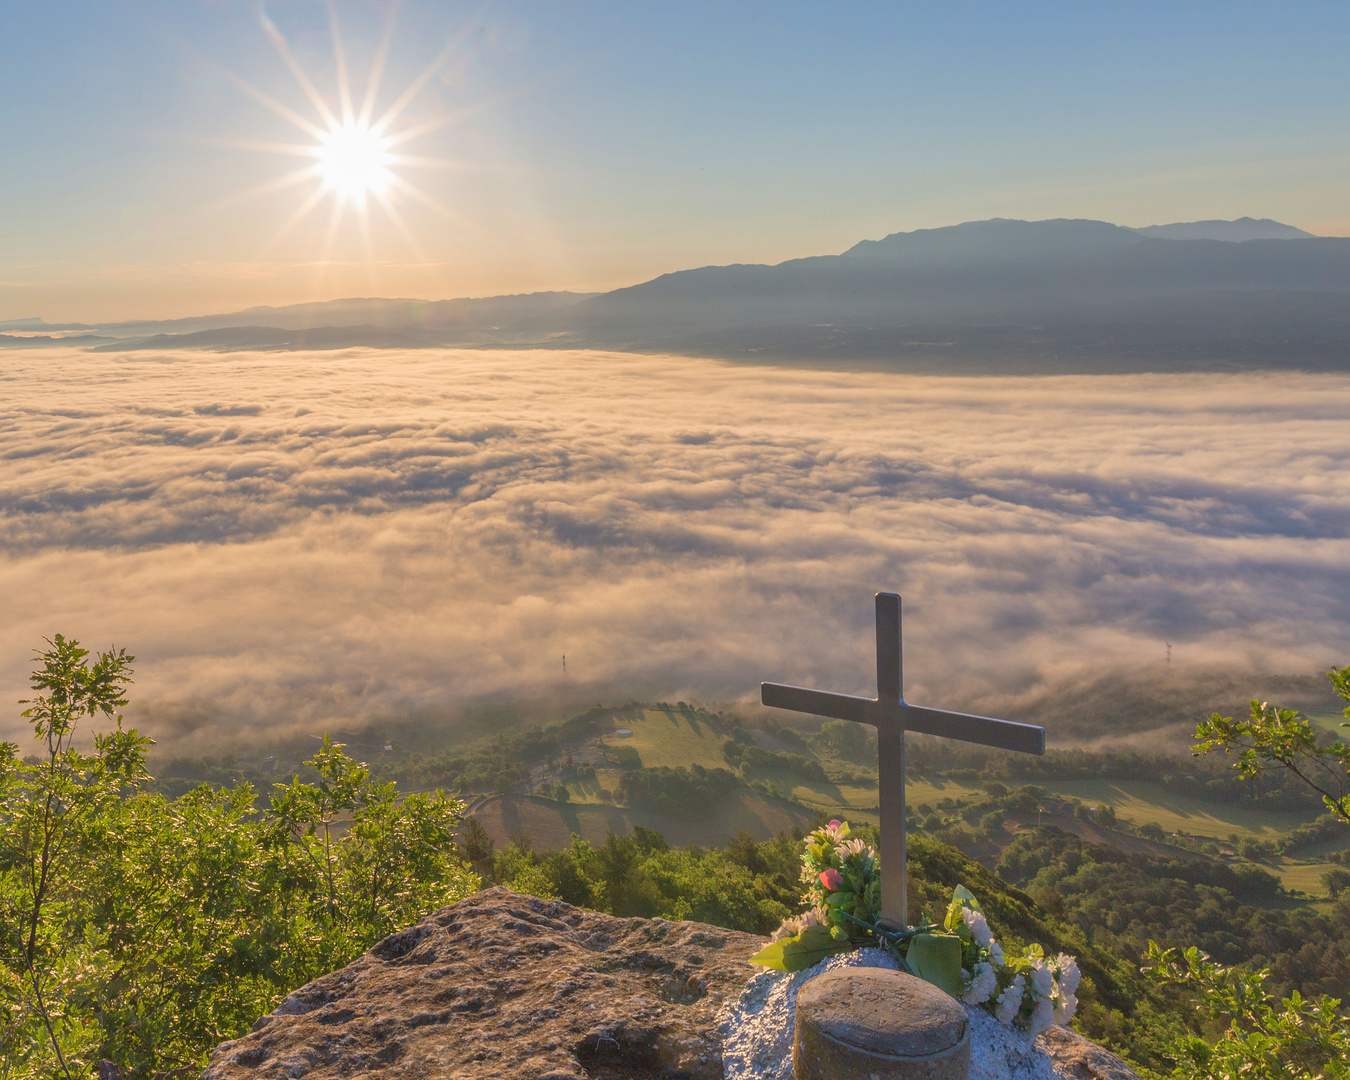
0,636,478,1080
616,763,740,817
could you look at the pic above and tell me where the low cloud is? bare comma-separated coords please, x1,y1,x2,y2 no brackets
2,346,1348,750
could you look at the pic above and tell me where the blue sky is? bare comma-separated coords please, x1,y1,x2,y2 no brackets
2,1,1347,320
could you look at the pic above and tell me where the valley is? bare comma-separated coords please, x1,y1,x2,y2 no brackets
343,698,1348,905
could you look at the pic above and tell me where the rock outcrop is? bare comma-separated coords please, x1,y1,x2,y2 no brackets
203,888,1139,1080
203,887,761,1080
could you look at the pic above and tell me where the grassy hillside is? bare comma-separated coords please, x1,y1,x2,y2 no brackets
598,705,729,769
1030,778,1307,841
157,696,1347,901
466,789,816,849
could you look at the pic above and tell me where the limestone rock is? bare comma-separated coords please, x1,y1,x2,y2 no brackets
201,887,763,1080
1036,1026,1141,1080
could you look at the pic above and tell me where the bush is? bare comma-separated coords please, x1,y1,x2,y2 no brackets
817,719,870,758
608,744,643,769
616,763,740,817
1146,942,1350,1078
0,636,478,1079
1323,868,1350,900
722,739,827,780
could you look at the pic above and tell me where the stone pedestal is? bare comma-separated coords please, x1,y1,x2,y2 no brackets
793,968,970,1080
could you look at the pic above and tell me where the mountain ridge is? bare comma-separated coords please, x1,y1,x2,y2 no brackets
51,217,1350,372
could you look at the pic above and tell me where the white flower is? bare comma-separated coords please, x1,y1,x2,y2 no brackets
1028,997,1055,1038
962,961,997,1006
1053,953,1081,997
961,907,994,949
994,974,1025,1025
989,940,1004,967
768,906,826,942
1028,959,1055,1002
838,837,868,859
1052,991,1078,1026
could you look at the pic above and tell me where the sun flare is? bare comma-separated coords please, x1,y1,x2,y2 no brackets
316,123,392,201
209,5,474,273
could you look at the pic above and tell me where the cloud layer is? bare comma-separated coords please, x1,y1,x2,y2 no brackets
3,346,1349,748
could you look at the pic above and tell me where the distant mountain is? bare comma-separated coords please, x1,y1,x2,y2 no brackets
1134,217,1315,241
0,316,98,331
843,217,1144,264
36,219,1350,371
514,217,1350,370
96,292,597,339
547,217,1349,338
93,324,427,352
0,332,110,347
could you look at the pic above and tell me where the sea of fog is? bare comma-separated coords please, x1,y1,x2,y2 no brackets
2,346,1349,751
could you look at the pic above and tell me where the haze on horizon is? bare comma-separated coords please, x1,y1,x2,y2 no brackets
3,1,1349,322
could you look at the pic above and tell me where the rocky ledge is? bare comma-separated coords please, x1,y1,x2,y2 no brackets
203,887,761,1080
203,887,1138,1080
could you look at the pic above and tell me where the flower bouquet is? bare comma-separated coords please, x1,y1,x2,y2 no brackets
750,820,1079,1035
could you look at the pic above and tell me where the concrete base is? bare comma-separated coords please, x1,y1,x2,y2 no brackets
793,968,970,1080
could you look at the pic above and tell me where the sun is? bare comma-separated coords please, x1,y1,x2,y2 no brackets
205,5,476,270
316,122,392,202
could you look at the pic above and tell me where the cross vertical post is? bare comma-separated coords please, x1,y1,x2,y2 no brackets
873,593,905,929
761,592,1045,931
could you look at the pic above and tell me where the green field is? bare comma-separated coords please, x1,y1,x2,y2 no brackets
776,771,1307,843
1272,859,1338,899
523,704,1341,900
563,766,625,804
654,742,1312,847
1032,779,1310,841
597,707,730,770
1306,710,1349,741
782,773,983,820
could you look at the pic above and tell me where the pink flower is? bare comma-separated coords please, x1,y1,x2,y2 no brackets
818,868,844,891
829,819,843,831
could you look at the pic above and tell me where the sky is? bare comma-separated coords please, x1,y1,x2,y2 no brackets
2,1,1348,322
4,346,1348,750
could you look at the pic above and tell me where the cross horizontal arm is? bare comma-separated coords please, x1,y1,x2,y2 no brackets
761,682,1045,756
898,704,1045,756
761,682,878,724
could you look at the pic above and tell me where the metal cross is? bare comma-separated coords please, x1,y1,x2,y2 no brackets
761,593,1045,929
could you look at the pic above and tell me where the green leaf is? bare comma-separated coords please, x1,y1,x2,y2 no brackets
951,884,981,911
944,883,983,932
750,925,855,973
906,933,964,998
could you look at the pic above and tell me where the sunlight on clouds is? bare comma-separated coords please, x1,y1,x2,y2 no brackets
2,347,1349,748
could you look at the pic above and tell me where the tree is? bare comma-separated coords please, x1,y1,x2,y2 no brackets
1323,868,1350,900
1171,666,1350,1077
0,635,478,1080
1,635,143,1079
1192,666,1350,824
1145,943,1350,1080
